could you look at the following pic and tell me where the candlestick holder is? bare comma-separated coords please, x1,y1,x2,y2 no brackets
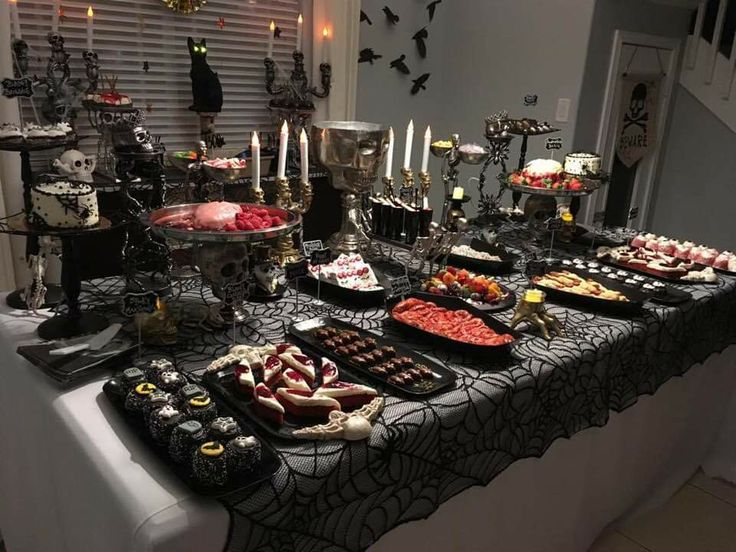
12,39,29,77
431,133,462,224
418,170,431,205
272,176,314,265
248,186,265,205
399,167,415,202
82,50,99,95
36,32,84,123
382,176,395,199
509,290,564,341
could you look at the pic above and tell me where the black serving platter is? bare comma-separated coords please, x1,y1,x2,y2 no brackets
300,270,386,306
202,349,382,441
446,238,518,275
384,292,521,356
289,317,457,397
599,255,720,285
102,373,281,498
420,276,517,314
532,265,647,316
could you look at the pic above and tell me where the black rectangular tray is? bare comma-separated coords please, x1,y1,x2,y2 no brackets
299,269,386,306
446,238,518,275
385,293,521,356
417,279,517,313
600,256,719,285
202,350,382,441
102,373,281,498
18,337,137,386
289,317,457,397
532,265,647,316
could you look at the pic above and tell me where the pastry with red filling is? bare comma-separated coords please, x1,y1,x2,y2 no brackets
234,362,255,395
278,352,316,383
281,368,312,392
253,383,285,425
275,388,340,419
262,355,283,387
315,381,377,409
321,358,339,385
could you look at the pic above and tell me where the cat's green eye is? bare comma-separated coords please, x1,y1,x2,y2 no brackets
201,47,207,53
195,46,200,52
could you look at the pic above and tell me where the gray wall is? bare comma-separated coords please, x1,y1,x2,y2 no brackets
356,0,595,214
574,0,692,149
649,86,736,250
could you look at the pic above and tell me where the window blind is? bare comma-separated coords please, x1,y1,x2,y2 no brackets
15,0,302,154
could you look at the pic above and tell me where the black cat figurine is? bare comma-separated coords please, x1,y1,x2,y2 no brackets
187,37,223,113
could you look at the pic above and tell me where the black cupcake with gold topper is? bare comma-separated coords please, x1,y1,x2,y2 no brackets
124,382,158,417
185,394,218,426
192,441,228,486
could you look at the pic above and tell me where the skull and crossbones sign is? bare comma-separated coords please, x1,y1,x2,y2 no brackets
623,83,649,132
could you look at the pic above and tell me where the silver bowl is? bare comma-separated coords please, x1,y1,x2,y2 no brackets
430,143,453,158
458,146,490,165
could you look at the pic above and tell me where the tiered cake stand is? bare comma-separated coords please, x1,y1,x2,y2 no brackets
142,203,301,324
0,134,79,309
0,213,121,339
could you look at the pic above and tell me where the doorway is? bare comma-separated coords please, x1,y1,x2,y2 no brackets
582,31,681,228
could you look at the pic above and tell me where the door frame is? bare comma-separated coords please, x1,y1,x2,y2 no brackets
582,30,682,228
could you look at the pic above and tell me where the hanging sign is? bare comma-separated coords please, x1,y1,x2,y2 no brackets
285,258,308,280
616,73,661,168
309,247,332,266
120,291,158,317
1,77,33,98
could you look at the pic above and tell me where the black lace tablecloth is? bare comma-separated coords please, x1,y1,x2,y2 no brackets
83,225,736,552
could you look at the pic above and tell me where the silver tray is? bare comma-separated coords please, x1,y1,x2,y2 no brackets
499,174,601,197
141,203,301,243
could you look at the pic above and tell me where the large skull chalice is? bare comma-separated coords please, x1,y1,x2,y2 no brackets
311,121,390,253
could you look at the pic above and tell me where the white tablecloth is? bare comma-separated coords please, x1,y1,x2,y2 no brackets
0,297,734,552
0,300,230,552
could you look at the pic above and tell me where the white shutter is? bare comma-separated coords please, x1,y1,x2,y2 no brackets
15,0,301,154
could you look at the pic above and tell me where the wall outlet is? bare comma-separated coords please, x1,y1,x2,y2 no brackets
555,98,571,122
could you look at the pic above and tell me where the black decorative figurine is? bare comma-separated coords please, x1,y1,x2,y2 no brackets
187,38,223,113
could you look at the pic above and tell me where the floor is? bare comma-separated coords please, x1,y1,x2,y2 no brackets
589,470,736,552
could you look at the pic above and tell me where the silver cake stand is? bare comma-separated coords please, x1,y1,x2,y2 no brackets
141,203,301,324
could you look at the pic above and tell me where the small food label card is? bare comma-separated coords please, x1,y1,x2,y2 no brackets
309,248,332,266
222,280,248,306
285,258,309,280
2,77,33,98
302,240,323,257
120,291,158,317
545,137,563,150
386,275,412,299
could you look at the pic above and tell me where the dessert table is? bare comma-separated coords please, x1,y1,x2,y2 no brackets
1,225,736,552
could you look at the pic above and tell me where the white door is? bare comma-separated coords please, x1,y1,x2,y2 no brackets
583,32,681,228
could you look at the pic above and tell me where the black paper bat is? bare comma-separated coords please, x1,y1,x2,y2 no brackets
358,48,383,64
411,73,430,94
427,0,442,22
383,6,399,25
274,26,282,38
360,10,372,25
413,27,428,58
390,54,410,75
142,60,149,73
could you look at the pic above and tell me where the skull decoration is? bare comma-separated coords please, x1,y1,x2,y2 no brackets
194,243,250,300
53,149,97,183
629,83,647,118
311,122,390,193
134,126,154,152
253,261,280,294
111,121,155,153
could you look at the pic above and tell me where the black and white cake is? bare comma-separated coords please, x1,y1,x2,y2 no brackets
564,152,601,176
29,180,99,229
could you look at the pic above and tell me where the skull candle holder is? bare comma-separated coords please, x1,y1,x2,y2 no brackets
311,121,390,254
193,242,251,324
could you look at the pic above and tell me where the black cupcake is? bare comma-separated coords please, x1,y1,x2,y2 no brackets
186,395,218,426
178,383,208,404
225,436,262,474
192,441,228,486
148,405,184,444
142,390,175,418
124,382,158,417
145,358,174,381
209,417,241,442
168,420,208,463
121,367,146,393
157,371,186,394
